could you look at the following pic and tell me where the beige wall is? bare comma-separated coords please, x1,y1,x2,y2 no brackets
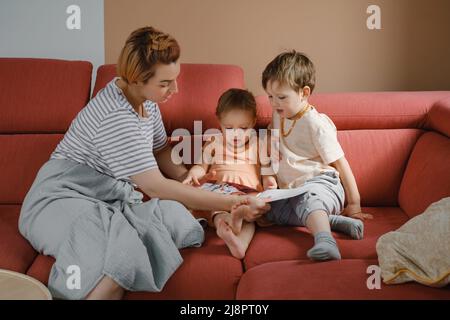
105,0,450,94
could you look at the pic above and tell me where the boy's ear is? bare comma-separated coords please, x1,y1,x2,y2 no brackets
302,86,311,98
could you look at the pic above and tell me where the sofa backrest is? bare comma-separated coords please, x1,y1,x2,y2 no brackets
92,63,245,135
0,58,92,204
257,92,450,207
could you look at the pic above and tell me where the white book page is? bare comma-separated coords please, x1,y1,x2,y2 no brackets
256,187,305,202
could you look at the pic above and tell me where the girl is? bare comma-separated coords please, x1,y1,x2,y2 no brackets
183,88,277,259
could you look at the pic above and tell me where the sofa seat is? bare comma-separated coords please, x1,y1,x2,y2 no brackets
236,259,450,300
244,207,410,270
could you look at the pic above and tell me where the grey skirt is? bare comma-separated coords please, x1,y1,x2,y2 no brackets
19,158,204,299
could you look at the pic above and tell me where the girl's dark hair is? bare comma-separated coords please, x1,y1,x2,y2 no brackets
216,88,257,119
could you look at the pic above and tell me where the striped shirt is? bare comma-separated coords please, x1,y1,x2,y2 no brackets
50,77,168,183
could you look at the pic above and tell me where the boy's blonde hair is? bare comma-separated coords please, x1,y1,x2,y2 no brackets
117,26,180,84
262,50,316,93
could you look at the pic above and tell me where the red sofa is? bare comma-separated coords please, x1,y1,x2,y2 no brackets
0,58,449,299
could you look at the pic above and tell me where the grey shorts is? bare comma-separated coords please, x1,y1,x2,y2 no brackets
266,172,345,226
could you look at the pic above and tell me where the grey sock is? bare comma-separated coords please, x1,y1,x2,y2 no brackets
307,231,341,261
329,215,364,240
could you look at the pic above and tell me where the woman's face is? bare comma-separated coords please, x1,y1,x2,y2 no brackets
136,60,180,103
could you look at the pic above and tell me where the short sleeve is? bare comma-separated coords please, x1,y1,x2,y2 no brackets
150,103,169,151
311,114,344,164
94,112,158,180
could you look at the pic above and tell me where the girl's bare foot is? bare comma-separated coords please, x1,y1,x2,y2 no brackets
216,219,246,259
230,203,252,234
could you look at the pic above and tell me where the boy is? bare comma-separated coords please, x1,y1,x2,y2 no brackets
261,51,372,261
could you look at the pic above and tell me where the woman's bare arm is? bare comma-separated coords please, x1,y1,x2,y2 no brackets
154,145,189,182
131,168,270,218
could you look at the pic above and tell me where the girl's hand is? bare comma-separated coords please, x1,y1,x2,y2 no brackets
343,203,373,220
182,166,206,186
262,175,278,190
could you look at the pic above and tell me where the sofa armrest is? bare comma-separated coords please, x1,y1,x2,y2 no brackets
424,97,450,138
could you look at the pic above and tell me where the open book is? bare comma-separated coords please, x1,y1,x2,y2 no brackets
198,181,306,202
256,187,306,202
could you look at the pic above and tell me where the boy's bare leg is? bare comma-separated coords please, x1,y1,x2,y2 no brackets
305,210,341,261
85,275,124,300
214,212,255,259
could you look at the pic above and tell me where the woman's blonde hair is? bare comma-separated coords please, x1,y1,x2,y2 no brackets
117,26,180,84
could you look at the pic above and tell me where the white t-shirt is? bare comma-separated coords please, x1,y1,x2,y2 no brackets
51,77,168,183
271,106,344,189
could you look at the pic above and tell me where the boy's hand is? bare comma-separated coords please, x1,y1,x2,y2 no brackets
262,175,278,190
343,203,373,220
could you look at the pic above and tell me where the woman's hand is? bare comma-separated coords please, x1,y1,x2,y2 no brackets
343,203,373,220
236,195,271,222
262,175,278,190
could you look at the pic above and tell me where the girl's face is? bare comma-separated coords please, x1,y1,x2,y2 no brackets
219,108,256,148
135,60,180,103
265,80,309,118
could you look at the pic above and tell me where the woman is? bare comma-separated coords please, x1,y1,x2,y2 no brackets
18,26,269,300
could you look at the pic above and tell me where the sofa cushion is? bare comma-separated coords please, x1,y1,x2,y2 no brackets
399,131,450,218
0,134,63,204
236,259,450,300
244,207,409,270
338,129,423,206
256,92,450,130
0,58,92,133
92,63,245,135
0,205,37,273
26,254,55,285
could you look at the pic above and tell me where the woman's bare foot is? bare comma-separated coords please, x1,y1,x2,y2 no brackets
216,219,246,259
230,203,252,234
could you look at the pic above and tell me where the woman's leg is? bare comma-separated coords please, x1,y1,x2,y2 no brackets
85,276,124,300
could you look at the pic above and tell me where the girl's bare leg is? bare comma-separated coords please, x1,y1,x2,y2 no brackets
214,212,255,259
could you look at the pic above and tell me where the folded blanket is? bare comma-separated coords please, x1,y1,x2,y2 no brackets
376,197,450,287
19,159,204,299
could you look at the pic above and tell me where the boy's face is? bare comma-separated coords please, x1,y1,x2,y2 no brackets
265,80,308,118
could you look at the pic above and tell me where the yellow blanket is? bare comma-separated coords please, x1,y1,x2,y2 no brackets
376,197,450,287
